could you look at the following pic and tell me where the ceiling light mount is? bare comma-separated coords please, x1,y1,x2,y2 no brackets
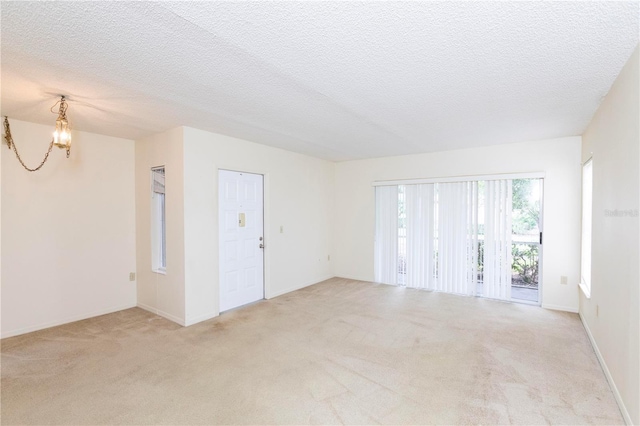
3,95,72,172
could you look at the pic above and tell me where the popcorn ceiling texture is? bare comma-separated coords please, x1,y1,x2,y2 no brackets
1,2,638,161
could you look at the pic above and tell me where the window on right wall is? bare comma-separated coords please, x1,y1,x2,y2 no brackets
580,158,593,298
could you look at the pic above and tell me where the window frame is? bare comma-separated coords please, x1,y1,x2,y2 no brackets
151,166,167,274
579,158,593,298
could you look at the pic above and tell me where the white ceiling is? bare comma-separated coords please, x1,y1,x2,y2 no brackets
2,2,638,161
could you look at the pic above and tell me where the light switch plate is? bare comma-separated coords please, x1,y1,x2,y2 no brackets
129,272,136,281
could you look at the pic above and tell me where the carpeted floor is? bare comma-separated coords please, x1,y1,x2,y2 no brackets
1,278,624,425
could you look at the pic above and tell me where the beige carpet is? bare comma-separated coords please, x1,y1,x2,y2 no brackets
1,278,624,425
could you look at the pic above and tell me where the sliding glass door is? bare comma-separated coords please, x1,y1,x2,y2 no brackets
375,177,543,305
509,179,542,304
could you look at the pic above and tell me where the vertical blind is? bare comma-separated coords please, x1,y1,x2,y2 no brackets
375,179,514,301
436,181,478,295
152,168,165,194
374,186,398,285
482,180,513,300
405,184,435,289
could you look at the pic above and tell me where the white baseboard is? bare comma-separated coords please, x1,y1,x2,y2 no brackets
266,274,335,299
1,303,137,339
137,303,186,326
580,312,632,425
334,275,374,283
542,303,579,313
185,311,218,327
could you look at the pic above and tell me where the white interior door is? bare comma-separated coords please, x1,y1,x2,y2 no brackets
219,170,264,312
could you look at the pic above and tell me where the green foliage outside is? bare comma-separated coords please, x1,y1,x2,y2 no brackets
512,244,539,285
512,179,540,235
510,179,540,286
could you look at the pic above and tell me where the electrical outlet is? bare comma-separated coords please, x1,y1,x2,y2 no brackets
280,225,284,233
129,272,136,281
560,276,568,285
328,255,331,261
596,305,599,317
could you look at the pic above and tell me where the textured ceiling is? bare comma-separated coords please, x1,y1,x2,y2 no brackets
1,2,638,161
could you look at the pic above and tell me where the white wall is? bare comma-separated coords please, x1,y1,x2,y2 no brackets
134,126,335,326
182,127,334,324
1,119,137,338
580,46,639,425
334,136,582,312
134,128,186,325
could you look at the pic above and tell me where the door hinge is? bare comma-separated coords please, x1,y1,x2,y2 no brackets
539,232,543,245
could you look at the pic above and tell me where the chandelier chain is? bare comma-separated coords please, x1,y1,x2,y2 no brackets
3,116,55,172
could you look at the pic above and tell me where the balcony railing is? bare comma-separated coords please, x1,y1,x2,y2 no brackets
396,232,539,302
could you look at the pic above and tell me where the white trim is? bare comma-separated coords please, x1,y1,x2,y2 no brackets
185,311,219,327
579,281,592,299
372,172,546,187
580,313,632,425
266,274,334,299
218,167,268,176
1,303,137,339
138,304,217,328
137,303,186,326
536,178,545,308
541,303,579,313
334,274,372,283
580,158,593,300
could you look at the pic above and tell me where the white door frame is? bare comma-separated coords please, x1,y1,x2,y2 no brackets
510,177,544,307
536,178,544,307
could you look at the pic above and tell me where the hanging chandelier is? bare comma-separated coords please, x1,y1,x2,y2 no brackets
3,96,72,172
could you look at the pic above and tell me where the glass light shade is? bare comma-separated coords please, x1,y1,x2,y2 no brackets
53,117,71,149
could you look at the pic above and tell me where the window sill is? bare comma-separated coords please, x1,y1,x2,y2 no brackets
579,281,591,299
152,268,167,275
